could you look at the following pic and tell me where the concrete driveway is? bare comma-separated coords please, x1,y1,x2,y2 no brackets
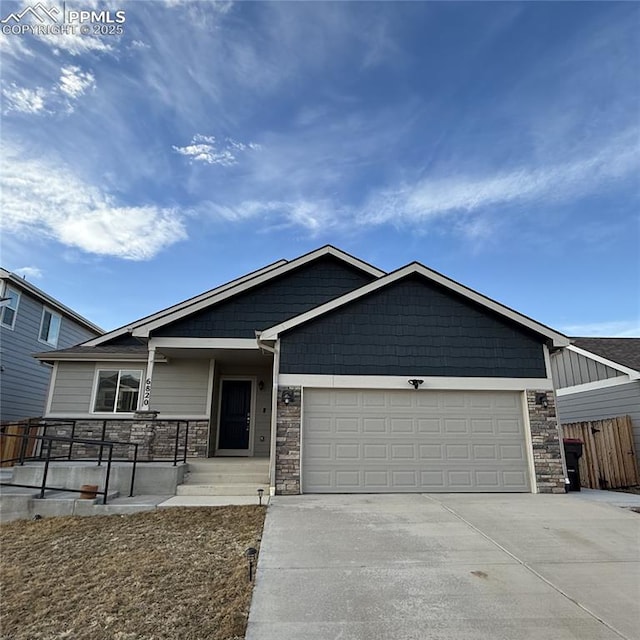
246,494,640,640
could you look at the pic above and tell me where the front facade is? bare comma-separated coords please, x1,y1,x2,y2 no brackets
551,338,640,468
38,247,569,494
0,269,102,422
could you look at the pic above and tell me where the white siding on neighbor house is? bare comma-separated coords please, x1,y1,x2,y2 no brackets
556,380,640,468
150,359,211,417
1,290,99,421
48,361,145,416
551,348,623,389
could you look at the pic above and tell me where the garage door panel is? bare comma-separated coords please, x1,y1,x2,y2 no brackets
497,418,521,434
335,417,359,433
390,444,415,460
471,419,494,434
448,470,473,487
499,444,525,460
335,443,359,459
302,389,530,493
390,418,413,433
444,418,468,434
363,443,387,459
472,444,497,460
363,417,386,433
418,418,441,433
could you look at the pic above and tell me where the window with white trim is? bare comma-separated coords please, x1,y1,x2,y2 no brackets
39,308,62,346
0,286,20,329
93,370,142,413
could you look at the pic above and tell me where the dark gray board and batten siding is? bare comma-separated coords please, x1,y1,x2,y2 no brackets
154,256,376,339
0,292,99,421
279,275,548,377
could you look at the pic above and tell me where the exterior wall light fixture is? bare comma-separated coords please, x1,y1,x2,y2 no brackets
281,389,295,405
408,379,424,389
535,392,549,409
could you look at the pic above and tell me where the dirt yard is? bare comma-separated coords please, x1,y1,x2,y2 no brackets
0,506,266,640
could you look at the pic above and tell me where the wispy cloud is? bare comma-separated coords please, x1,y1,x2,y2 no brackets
560,321,640,338
2,65,96,114
13,266,43,280
1,145,187,260
361,128,639,226
58,65,96,100
2,83,47,113
173,134,261,166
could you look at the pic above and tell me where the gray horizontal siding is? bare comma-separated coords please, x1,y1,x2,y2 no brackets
1,289,99,421
154,256,376,338
280,275,547,377
556,381,640,467
151,359,211,416
49,362,96,414
552,349,623,389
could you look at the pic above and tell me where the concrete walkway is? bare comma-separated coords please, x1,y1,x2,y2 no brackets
246,493,640,640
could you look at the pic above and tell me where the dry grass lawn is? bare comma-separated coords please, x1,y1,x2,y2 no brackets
0,506,266,640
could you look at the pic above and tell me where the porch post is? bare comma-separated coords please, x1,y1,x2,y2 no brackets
140,345,156,411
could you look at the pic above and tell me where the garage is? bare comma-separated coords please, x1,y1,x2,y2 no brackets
302,389,531,493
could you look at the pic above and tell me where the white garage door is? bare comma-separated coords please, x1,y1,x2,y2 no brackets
302,389,531,493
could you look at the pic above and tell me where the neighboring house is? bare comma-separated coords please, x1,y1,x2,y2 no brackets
551,338,640,468
36,246,570,495
0,269,103,422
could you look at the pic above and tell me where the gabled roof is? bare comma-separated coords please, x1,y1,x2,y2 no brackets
0,268,103,335
570,338,640,374
259,262,570,348
85,246,385,345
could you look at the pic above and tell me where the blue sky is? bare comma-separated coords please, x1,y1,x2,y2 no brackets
1,0,638,336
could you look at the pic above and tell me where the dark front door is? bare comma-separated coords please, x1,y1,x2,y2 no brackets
218,380,252,450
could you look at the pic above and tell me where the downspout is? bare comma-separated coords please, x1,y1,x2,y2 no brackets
546,344,569,489
256,332,279,496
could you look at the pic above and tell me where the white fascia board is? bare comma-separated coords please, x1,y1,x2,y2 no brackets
277,374,554,391
34,352,167,363
567,345,640,379
261,263,570,347
556,375,635,396
131,246,385,338
149,338,259,349
83,259,288,346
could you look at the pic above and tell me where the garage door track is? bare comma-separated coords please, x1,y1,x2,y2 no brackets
246,494,640,640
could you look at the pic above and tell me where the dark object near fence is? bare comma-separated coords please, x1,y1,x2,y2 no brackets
563,438,583,492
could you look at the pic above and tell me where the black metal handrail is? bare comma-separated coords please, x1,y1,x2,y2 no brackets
27,418,191,466
0,432,138,504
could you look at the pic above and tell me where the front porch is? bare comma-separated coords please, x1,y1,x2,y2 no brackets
0,457,270,522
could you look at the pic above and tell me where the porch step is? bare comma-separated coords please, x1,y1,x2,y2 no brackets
186,458,269,472
177,483,269,496
185,472,269,484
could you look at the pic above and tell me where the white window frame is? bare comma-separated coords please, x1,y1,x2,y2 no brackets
38,307,62,347
0,285,20,330
91,368,143,414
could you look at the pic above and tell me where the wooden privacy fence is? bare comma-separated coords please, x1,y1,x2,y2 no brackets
0,422,40,467
563,416,639,489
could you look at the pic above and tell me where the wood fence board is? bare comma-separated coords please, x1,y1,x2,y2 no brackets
561,415,638,489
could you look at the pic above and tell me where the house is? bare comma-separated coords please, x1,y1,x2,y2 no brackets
552,338,640,468
0,269,103,422
36,246,570,495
